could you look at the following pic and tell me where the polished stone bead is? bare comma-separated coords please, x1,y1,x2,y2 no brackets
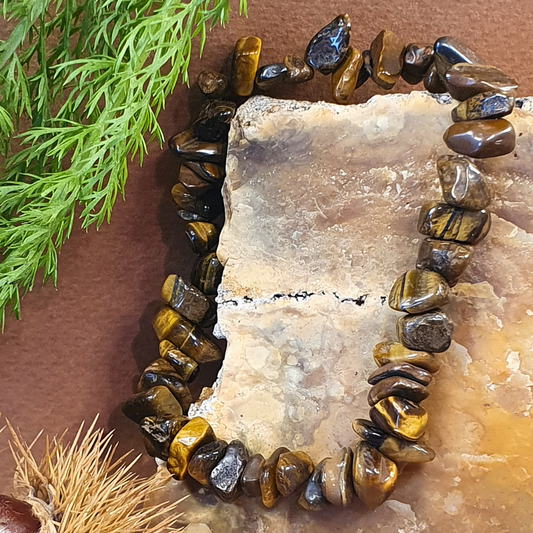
368,376,429,406
297,459,329,512
232,36,262,97
138,366,192,412
255,63,287,90
192,252,224,295
184,161,225,185
352,419,435,463
331,46,363,104
282,55,314,84
369,29,405,90
139,415,189,460
0,495,41,533
444,118,516,158
168,129,226,164
418,201,491,244
389,269,450,314
352,441,397,509
275,451,314,496
437,155,493,210
434,36,481,65
355,50,372,89
152,306,222,363
368,361,432,387
417,238,473,287
210,440,249,501
185,222,219,255
423,64,447,94
143,357,177,375
171,183,223,222
370,396,428,441
188,439,228,487
452,91,515,122
397,310,454,353
401,43,433,85
305,14,351,75
122,385,183,424
178,165,212,196
242,453,265,497
259,447,289,508
445,63,518,102
159,340,200,382
373,341,440,373
161,275,212,325
198,70,228,99
193,100,236,143
321,447,354,507
167,417,216,479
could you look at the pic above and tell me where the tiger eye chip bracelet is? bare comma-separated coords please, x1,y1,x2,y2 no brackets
121,15,518,511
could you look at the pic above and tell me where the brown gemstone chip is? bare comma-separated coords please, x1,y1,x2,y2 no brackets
178,165,212,195
452,90,515,122
140,415,189,460
122,385,183,424
369,29,405,89
210,440,249,502
232,36,262,97
192,252,224,296
418,201,491,244
368,361,432,387
185,222,219,255
242,453,265,497
283,55,314,84
331,46,363,104
275,451,314,496
298,459,329,511
352,419,435,463
444,63,518,102
437,155,493,211
397,310,454,353
161,275,212,324
402,43,434,85
255,63,287,90
168,129,227,164
373,341,440,373
423,64,447,94
444,118,516,159
388,269,450,314
260,447,290,508
355,50,372,88
138,365,192,412
321,447,354,507
367,376,429,406
184,161,225,185
370,396,428,441
188,439,228,487
198,70,228,99
352,441,398,509
158,340,199,382
171,182,223,222
434,36,481,66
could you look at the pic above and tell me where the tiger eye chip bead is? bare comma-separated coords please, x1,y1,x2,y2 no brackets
397,310,454,353
167,417,215,479
452,91,515,122
242,453,265,497
367,376,429,406
321,447,354,507
355,50,372,89
370,396,428,441
161,275,212,324
423,64,447,94
232,36,262,97
331,46,363,104
369,29,405,90
297,459,329,512
389,269,450,314
188,439,228,487
373,341,440,373
275,451,314,496
122,385,183,424
198,70,228,99
185,222,219,255
352,419,435,463
159,340,199,382
171,182,223,222
138,366,192,412
368,361,432,387
283,55,314,84
210,440,249,502
140,415,189,460
169,129,227,164
192,252,224,295
418,201,491,244
193,100,236,143
401,43,434,85
184,161,225,185
178,165,212,195
259,447,289,508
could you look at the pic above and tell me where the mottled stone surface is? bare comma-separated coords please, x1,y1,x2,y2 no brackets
154,93,533,532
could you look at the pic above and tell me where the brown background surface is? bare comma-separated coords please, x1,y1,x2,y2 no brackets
1,0,532,490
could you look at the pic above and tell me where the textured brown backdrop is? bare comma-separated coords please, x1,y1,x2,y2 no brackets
1,0,532,490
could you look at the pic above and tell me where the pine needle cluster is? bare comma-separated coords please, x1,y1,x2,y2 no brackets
0,0,247,328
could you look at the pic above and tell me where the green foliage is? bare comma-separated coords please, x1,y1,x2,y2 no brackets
0,0,247,328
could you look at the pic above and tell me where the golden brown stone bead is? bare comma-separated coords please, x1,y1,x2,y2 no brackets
168,129,226,164
389,269,450,314
367,376,429,406
369,30,405,90
167,417,215,479
171,182,223,222
452,91,515,122
283,55,314,84
331,46,363,104
232,36,262,97
161,275,212,325
185,222,219,255
188,439,228,487
368,361,432,387
140,415,189,460
444,119,516,159
352,419,435,463
355,50,372,88
122,385,183,424
178,165,212,196
352,442,398,509
275,451,314,496
242,453,265,497
321,447,354,507
184,161,225,185
259,447,289,508
418,201,491,244
193,100,236,143
198,70,228,99
192,252,224,295
423,64,446,94
434,36,481,65
370,396,428,441
373,341,440,373
297,459,329,511
401,43,433,85
210,440,249,502
397,310,454,353
416,238,473,287
158,340,199,382
437,155,493,211
444,63,518,102
138,365,192,412
153,306,222,363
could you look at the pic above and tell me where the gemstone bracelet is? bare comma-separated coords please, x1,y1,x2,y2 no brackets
122,15,518,511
